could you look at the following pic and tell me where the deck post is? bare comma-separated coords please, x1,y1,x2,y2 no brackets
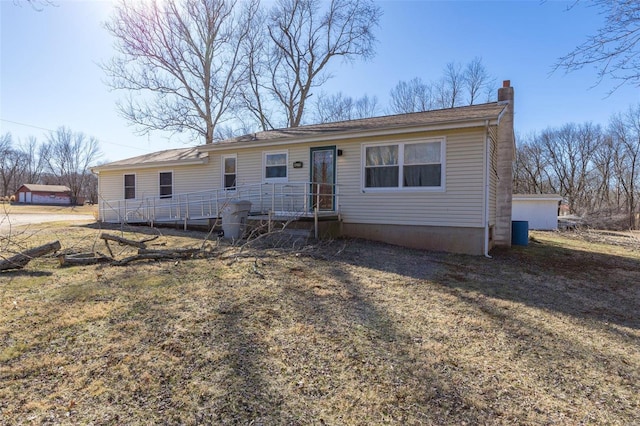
117,200,122,223
151,197,156,226
271,184,275,213
314,207,319,239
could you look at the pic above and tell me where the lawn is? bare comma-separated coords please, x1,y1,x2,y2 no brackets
0,221,639,425
0,202,97,216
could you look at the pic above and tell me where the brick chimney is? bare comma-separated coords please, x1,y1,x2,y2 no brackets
494,80,515,247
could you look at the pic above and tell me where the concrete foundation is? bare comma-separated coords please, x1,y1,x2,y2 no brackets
342,223,485,255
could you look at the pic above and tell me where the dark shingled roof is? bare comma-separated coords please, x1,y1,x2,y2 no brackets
214,102,508,145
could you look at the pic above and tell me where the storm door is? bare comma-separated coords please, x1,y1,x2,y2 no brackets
310,146,336,211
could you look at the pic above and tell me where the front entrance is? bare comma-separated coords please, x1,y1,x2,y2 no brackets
310,146,336,211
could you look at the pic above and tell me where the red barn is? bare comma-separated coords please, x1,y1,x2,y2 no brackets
14,184,72,205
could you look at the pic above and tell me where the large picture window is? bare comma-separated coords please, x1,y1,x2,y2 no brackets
124,174,135,199
264,151,287,182
363,139,444,190
223,155,237,190
159,171,173,199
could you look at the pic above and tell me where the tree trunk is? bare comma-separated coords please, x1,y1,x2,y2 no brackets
0,241,61,271
100,233,146,249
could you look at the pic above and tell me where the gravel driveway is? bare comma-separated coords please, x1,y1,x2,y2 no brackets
0,213,95,234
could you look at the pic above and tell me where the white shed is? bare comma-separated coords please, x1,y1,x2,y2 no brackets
512,194,562,230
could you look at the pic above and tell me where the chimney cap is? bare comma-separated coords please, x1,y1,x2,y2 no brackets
502,80,511,88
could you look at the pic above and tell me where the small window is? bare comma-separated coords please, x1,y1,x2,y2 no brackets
124,174,135,199
365,145,399,188
223,155,237,190
264,151,287,181
403,142,442,187
159,172,172,199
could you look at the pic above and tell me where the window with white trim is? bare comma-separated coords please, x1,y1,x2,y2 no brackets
159,171,173,199
124,174,135,199
264,151,287,182
363,139,444,189
222,155,237,190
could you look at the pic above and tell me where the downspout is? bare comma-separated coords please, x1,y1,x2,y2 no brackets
483,120,492,258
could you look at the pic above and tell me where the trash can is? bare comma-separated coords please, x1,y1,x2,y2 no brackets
221,200,252,239
511,220,529,246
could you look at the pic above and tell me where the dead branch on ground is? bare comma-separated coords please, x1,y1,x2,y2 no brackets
0,241,61,271
100,232,146,249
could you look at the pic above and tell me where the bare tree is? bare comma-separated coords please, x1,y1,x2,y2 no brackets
391,58,495,113
354,94,380,119
591,134,616,213
0,133,24,197
388,78,434,114
44,127,102,204
312,92,379,123
18,136,48,185
262,0,382,127
438,62,464,108
104,0,257,144
464,57,495,105
313,92,354,123
609,104,640,228
513,134,554,194
541,123,600,214
556,1,640,90
239,3,276,131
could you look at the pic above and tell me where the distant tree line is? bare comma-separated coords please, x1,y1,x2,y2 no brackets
0,127,101,204
514,104,640,228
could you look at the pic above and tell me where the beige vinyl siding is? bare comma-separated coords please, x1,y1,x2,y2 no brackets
98,128,488,228
97,162,216,219
337,128,486,228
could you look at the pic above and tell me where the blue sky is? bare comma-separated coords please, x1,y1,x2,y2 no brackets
1,0,638,163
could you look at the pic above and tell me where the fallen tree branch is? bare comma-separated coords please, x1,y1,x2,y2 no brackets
112,248,201,266
58,252,113,267
139,235,160,244
100,233,146,249
138,248,200,256
0,241,62,271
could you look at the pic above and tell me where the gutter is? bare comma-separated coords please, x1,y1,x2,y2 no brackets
92,157,209,174
483,120,492,259
197,117,502,152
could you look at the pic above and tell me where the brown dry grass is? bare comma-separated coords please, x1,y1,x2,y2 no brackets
1,223,639,425
0,203,97,216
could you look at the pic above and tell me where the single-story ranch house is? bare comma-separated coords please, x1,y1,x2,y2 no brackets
93,81,516,255
14,184,72,205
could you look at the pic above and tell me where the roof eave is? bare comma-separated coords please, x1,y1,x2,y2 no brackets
92,157,209,174
198,116,502,152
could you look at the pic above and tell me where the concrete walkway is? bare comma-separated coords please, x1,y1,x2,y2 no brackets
0,213,95,234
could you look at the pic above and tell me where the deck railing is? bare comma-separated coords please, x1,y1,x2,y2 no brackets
98,181,339,226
